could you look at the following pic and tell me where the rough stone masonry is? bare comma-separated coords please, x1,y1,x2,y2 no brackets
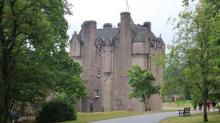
70,12,165,112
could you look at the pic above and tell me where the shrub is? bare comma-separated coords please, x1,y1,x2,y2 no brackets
37,99,77,123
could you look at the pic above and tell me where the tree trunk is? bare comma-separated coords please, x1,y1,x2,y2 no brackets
1,1,17,122
1,49,11,123
202,64,209,122
142,95,147,111
203,84,209,122
146,99,149,111
203,96,208,122
0,1,6,123
201,59,209,122
1,33,12,123
0,84,6,123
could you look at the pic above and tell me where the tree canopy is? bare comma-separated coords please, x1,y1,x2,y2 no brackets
0,1,86,123
163,0,220,122
127,65,160,111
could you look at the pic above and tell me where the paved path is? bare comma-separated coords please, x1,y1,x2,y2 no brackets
91,111,199,123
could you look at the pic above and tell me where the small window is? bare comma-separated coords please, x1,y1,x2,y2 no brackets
94,90,99,98
96,71,101,78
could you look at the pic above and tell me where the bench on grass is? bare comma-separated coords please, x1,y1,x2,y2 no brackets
178,107,190,116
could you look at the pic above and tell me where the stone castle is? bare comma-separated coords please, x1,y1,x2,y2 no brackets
70,12,165,112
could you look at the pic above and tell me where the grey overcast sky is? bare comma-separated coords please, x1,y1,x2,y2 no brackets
65,0,184,45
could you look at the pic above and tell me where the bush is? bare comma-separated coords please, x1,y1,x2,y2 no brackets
37,99,77,123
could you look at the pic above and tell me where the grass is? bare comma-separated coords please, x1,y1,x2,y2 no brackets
21,111,158,123
21,100,193,123
163,100,193,111
160,112,220,123
63,111,154,123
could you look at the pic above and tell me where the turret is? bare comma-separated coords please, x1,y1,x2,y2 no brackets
103,23,112,29
120,12,131,29
70,31,81,57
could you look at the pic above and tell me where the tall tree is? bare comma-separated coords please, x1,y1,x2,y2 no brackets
127,65,160,111
167,0,220,122
0,0,86,123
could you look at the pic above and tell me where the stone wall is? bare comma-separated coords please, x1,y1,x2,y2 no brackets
70,12,165,112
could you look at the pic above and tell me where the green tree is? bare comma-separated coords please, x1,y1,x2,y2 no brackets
162,50,192,101
127,65,160,111
166,0,220,122
0,0,86,123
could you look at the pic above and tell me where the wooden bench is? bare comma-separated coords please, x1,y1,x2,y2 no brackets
178,107,190,116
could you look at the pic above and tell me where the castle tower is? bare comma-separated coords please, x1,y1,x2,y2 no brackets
70,12,165,112
112,12,133,110
70,31,81,63
80,21,102,112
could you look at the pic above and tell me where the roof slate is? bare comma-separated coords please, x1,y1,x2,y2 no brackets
76,23,164,46
96,28,119,40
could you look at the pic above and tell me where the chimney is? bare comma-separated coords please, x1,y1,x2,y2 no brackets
103,23,112,29
143,22,151,31
82,20,96,30
82,20,97,39
81,20,97,44
120,12,130,28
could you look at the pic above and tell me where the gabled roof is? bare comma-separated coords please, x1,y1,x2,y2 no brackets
130,24,164,46
96,28,119,40
74,21,164,47
130,24,146,32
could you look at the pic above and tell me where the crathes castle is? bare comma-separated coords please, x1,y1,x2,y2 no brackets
70,12,165,112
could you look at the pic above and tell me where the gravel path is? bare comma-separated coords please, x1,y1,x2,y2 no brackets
91,111,199,123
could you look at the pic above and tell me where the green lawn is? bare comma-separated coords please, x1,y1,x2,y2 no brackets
160,112,220,123
163,100,193,111
63,111,154,123
22,111,156,123
22,100,193,123
65,100,188,123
